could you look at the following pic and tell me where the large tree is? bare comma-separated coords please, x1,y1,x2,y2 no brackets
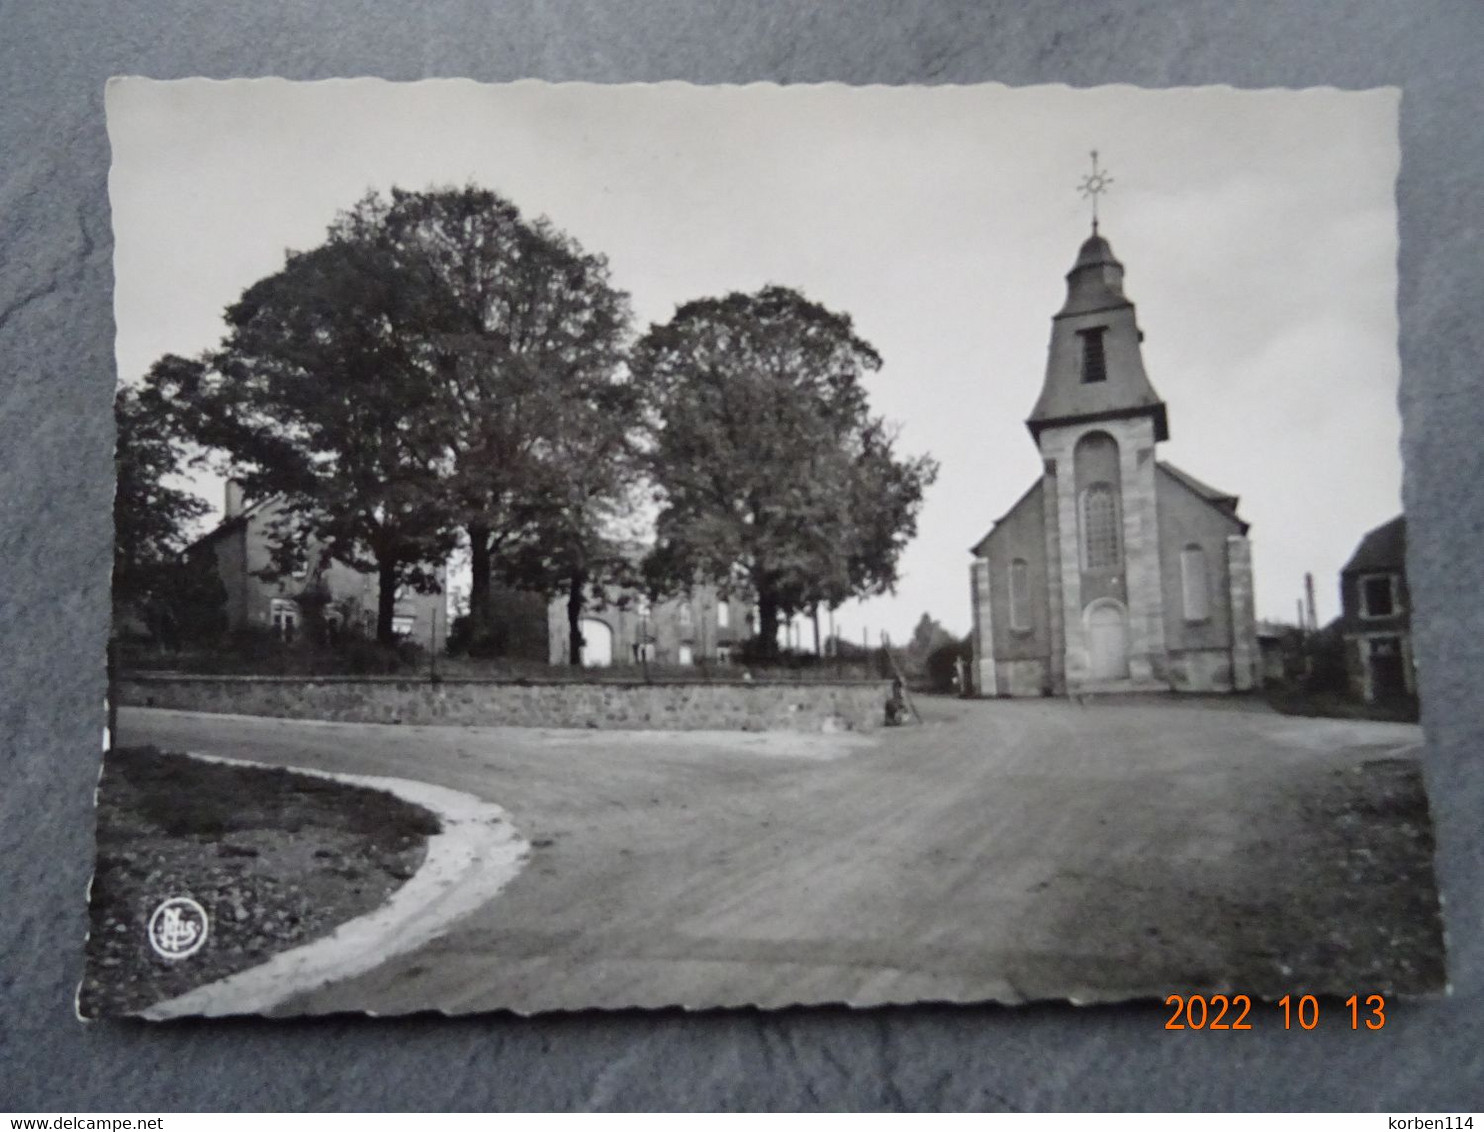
506,377,645,666
176,233,459,644
112,358,221,643
347,189,633,654
631,285,937,657
161,186,633,650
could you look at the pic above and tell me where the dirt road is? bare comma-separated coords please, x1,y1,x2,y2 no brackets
118,697,1444,1015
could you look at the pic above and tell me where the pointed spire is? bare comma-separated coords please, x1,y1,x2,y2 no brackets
1061,227,1126,315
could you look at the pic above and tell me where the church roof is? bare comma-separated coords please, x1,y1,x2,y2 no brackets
1073,232,1116,269
1157,461,1237,508
1342,514,1406,574
1059,232,1127,316
1157,461,1249,533
969,478,1043,557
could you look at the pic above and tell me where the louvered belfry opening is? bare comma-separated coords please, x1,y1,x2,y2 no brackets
1078,326,1108,384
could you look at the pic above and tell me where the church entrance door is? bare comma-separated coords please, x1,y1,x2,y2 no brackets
1086,600,1129,681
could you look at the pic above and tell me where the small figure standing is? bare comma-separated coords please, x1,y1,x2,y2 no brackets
885,677,908,726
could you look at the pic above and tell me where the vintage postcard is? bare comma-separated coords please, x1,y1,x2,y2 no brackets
84,78,1444,1019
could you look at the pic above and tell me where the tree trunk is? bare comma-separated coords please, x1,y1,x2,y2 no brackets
566,569,586,667
811,605,821,657
756,591,780,660
376,556,399,646
467,522,492,642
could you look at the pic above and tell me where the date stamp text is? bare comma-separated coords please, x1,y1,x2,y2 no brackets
1163,993,1389,1031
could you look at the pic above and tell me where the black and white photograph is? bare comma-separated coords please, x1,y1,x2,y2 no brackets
84,77,1446,1019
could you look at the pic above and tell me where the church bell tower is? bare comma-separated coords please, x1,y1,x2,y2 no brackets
1028,207,1172,692
968,155,1260,699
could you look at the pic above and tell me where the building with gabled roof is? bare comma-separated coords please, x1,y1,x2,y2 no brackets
189,482,447,648
969,226,1259,697
1337,514,1414,703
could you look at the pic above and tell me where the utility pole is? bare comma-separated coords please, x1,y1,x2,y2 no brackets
1304,572,1318,633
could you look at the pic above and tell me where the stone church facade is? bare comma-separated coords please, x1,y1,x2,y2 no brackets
969,228,1260,697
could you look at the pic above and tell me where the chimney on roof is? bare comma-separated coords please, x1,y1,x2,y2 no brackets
224,478,246,520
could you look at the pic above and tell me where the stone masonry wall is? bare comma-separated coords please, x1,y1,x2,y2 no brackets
1226,534,1259,692
970,559,996,696
1167,649,1234,693
117,675,893,732
1039,416,1165,691
996,659,1048,698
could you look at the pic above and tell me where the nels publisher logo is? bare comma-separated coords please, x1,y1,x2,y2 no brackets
147,896,209,960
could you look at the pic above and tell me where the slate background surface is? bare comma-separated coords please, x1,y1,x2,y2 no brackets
2,1,1480,1111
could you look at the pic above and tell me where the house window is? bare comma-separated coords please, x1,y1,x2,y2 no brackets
716,601,730,629
392,615,416,637
1180,545,1209,622
716,645,732,665
270,598,300,641
1079,327,1108,384
1009,558,1032,631
677,602,694,635
1080,483,1120,570
677,643,694,666
634,641,656,663
1360,574,1398,618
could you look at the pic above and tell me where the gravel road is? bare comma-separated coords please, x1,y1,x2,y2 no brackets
117,696,1444,1016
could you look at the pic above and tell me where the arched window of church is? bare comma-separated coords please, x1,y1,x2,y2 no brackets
1009,559,1031,631
1080,484,1120,570
1181,544,1209,622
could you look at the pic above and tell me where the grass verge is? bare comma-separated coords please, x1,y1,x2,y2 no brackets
80,746,440,1019
1264,686,1420,724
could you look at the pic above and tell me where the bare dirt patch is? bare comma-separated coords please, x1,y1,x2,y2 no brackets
1265,685,1420,724
1033,753,1446,1002
80,746,440,1018
1273,756,1446,994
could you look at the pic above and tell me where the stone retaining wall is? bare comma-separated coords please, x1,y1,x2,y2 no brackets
117,674,893,732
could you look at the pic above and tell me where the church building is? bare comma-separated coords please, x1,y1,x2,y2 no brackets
969,225,1260,697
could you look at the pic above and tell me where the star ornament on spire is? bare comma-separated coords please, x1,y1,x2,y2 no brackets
1077,149,1114,234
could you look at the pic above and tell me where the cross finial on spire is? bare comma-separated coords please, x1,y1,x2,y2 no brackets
1077,149,1113,235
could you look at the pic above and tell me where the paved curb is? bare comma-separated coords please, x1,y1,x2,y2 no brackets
141,752,528,1020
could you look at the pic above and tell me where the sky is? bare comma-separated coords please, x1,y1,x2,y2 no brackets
108,78,1402,643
